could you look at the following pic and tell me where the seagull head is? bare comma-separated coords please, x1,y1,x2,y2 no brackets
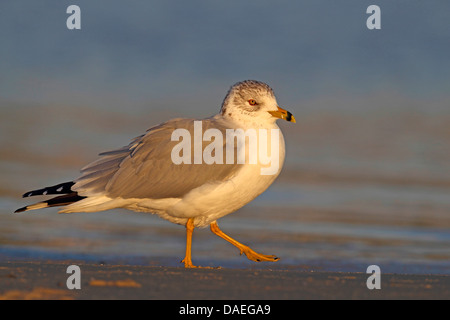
220,80,296,125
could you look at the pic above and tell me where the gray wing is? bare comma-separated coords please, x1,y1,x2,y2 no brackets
73,117,243,199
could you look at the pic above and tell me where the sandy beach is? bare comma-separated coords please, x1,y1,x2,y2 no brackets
0,261,448,300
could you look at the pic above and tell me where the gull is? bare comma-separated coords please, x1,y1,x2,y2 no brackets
15,80,296,268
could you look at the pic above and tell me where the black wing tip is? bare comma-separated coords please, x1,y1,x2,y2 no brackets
15,192,85,214
21,181,75,198
14,206,27,213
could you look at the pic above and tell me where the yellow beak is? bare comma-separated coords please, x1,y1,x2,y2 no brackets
268,106,296,123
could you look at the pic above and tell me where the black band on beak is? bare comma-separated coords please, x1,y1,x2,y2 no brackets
286,111,293,122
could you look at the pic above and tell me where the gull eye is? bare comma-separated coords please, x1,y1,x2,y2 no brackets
248,99,257,106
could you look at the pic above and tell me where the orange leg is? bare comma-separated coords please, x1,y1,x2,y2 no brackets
181,218,218,269
210,221,279,262
181,218,197,268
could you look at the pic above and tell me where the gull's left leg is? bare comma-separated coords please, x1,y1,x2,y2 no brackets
181,218,197,268
181,218,219,269
210,221,279,262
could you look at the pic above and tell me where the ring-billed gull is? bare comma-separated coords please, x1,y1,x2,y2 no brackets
15,80,296,268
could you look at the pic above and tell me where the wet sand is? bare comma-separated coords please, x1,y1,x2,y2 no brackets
0,261,448,300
